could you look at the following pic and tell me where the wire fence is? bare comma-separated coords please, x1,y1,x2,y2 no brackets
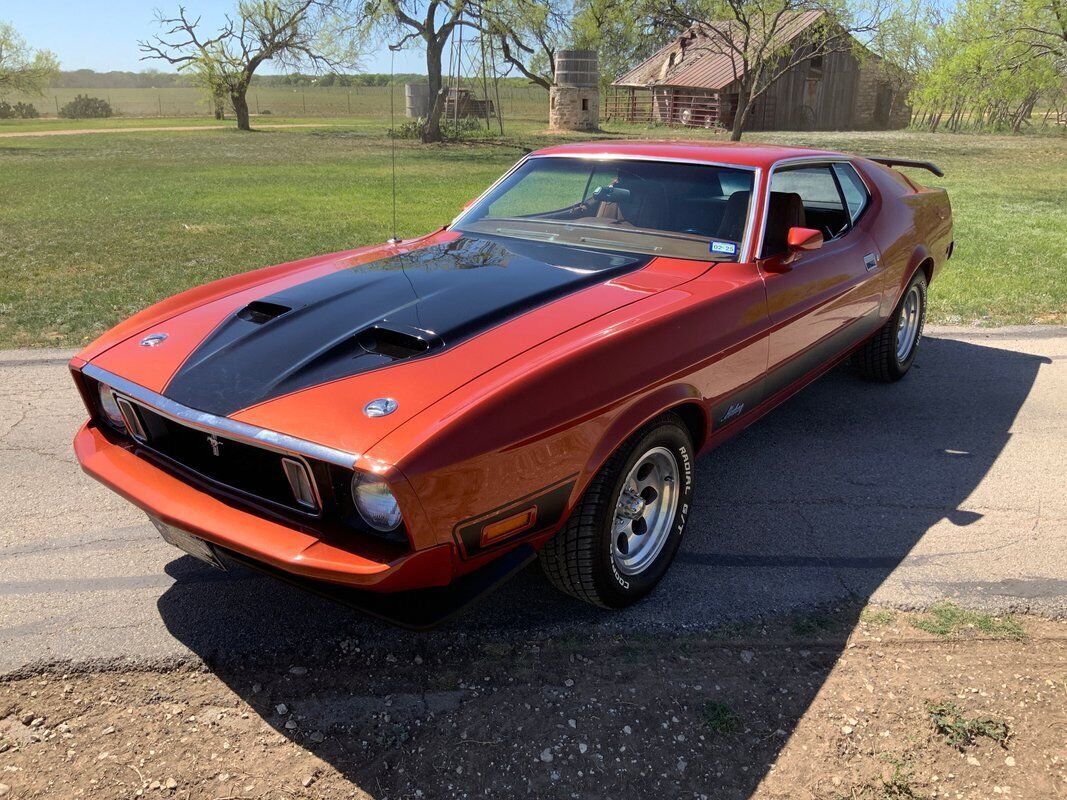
11,85,551,122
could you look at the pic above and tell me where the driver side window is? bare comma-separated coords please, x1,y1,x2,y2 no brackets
763,164,851,257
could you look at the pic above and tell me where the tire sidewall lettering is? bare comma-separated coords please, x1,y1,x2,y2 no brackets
606,430,693,595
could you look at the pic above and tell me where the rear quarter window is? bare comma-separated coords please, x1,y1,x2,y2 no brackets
832,163,870,223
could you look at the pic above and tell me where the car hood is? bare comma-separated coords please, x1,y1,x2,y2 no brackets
83,230,703,459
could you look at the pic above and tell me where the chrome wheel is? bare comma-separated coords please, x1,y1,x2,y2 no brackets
610,446,680,576
895,284,922,362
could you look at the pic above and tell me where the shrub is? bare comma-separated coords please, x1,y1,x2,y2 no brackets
13,102,39,119
0,101,35,119
58,94,113,119
388,118,423,139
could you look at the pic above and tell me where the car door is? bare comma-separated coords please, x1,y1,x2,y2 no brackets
757,161,884,394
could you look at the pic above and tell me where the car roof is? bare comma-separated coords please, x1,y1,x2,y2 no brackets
529,140,845,170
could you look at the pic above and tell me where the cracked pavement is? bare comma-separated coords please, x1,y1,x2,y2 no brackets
0,327,1064,674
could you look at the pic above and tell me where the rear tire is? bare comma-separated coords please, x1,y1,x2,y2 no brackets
854,270,927,382
540,415,694,608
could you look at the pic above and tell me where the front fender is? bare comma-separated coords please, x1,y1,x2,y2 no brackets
578,384,707,499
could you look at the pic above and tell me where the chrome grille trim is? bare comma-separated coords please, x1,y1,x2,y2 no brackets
82,363,359,469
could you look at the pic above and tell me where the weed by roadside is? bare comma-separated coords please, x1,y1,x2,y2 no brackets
790,610,838,636
925,700,1010,750
702,701,741,735
909,602,1025,641
840,759,926,800
860,606,896,627
843,755,925,799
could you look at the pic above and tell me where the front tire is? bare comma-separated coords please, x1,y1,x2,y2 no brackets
540,415,694,608
854,270,927,382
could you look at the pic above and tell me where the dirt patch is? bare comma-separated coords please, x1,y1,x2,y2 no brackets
1,608,1063,799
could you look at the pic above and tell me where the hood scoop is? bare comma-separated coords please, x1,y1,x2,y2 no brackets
355,324,441,359
237,300,292,325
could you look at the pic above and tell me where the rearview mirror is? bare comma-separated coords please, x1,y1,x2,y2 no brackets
787,227,824,252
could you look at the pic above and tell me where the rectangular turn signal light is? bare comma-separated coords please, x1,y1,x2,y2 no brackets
480,506,537,547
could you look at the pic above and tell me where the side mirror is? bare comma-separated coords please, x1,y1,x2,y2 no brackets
787,227,824,252
760,227,824,273
461,198,477,211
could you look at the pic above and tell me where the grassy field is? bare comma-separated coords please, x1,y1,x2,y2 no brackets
4,84,550,122
0,118,1063,347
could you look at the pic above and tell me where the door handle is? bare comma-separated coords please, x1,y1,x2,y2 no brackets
863,253,878,271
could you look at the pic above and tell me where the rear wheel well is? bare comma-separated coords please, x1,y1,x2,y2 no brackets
917,257,934,286
670,402,707,451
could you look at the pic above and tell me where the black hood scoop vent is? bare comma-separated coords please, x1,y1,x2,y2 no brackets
356,324,440,359
163,234,650,416
237,300,292,324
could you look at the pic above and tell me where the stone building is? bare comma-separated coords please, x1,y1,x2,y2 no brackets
549,50,600,132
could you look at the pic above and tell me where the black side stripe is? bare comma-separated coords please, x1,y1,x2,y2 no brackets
711,311,883,429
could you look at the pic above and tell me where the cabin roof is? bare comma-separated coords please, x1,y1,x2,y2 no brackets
614,10,827,90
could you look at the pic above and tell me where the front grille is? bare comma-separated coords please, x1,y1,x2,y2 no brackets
127,400,319,516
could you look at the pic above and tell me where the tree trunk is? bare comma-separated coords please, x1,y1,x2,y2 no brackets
422,40,446,144
231,88,251,131
213,88,226,121
729,86,752,142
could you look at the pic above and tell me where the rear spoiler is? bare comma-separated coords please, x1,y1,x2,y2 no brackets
867,157,945,178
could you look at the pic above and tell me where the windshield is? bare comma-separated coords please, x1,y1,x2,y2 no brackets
455,157,755,262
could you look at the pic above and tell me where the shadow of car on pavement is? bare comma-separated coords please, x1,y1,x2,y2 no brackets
157,336,1048,798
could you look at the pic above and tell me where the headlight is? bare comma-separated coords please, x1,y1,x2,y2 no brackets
97,383,125,429
351,472,403,532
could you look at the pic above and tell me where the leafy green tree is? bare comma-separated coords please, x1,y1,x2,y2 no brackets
0,22,59,97
480,0,663,90
572,0,665,90
911,0,1063,131
479,0,569,89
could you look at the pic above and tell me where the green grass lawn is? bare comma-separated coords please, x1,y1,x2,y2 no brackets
0,118,1063,347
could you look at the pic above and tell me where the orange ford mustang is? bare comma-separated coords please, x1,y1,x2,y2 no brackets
71,142,953,626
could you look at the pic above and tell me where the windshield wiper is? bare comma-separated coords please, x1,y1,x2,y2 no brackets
577,235,663,253
493,227,560,242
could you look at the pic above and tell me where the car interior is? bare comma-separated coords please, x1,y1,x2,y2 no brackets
475,160,863,261
528,165,756,246
762,165,854,254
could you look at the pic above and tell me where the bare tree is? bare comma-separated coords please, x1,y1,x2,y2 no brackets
0,22,59,97
140,1,357,130
358,0,476,142
650,0,884,139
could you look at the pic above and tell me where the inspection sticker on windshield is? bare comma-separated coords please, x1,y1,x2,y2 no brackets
710,241,737,255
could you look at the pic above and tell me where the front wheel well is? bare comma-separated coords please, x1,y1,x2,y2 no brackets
669,401,707,452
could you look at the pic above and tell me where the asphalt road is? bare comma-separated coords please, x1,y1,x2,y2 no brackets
1,327,1064,674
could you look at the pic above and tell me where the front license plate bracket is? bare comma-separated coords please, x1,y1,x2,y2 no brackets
150,517,226,571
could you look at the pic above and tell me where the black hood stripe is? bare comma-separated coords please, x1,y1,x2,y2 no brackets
162,234,650,416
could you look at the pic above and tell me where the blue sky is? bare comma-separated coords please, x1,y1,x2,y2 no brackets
4,1,425,74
